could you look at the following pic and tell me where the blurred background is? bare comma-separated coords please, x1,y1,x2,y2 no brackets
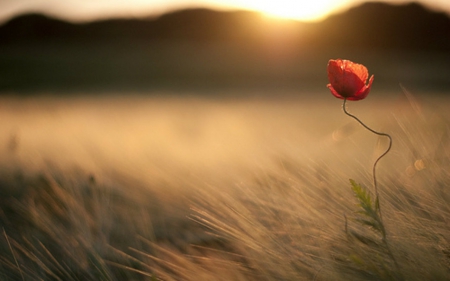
0,0,449,95
0,0,449,178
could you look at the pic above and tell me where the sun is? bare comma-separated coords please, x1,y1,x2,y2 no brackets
232,0,347,21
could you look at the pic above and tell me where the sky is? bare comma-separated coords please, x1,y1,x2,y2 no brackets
0,0,449,24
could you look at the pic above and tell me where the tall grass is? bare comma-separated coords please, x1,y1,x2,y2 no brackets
0,92,449,280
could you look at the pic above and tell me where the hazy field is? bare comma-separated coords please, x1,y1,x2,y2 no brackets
0,89,449,280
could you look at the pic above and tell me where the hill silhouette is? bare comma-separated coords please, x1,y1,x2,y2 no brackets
0,2,449,51
0,9,273,45
312,2,450,51
0,2,449,93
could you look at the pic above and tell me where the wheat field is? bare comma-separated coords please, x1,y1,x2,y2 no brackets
0,90,449,280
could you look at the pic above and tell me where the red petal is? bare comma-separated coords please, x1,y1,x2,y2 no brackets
348,75,374,101
327,84,345,99
343,62,366,93
327,60,344,93
348,61,369,85
327,59,372,100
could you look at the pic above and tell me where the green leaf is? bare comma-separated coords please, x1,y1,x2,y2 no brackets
349,179,384,235
355,218,382,233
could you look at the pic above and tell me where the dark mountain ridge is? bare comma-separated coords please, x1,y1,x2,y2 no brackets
0,9,270,44
0,2,449,93
0,2,449,51
314,2,450,51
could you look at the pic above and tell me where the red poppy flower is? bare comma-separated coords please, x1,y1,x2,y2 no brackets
327,59,374,101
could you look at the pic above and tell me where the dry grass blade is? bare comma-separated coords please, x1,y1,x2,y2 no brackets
3,228,25,281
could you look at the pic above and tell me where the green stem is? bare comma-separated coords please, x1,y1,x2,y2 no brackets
342,98,392,215
343,99,403,279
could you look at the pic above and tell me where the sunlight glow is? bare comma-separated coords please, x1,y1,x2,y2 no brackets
228,0,350,21
0,0,356,23
1,0,450,24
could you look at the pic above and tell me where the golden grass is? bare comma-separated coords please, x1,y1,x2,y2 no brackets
0,91,449,280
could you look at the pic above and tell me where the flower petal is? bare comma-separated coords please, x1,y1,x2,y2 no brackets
343,64,365,92
327,59,373,101
327,84,345,99
327,60,345,93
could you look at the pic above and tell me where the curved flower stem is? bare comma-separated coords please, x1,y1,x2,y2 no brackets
342,99,402,279
342,98,392,215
